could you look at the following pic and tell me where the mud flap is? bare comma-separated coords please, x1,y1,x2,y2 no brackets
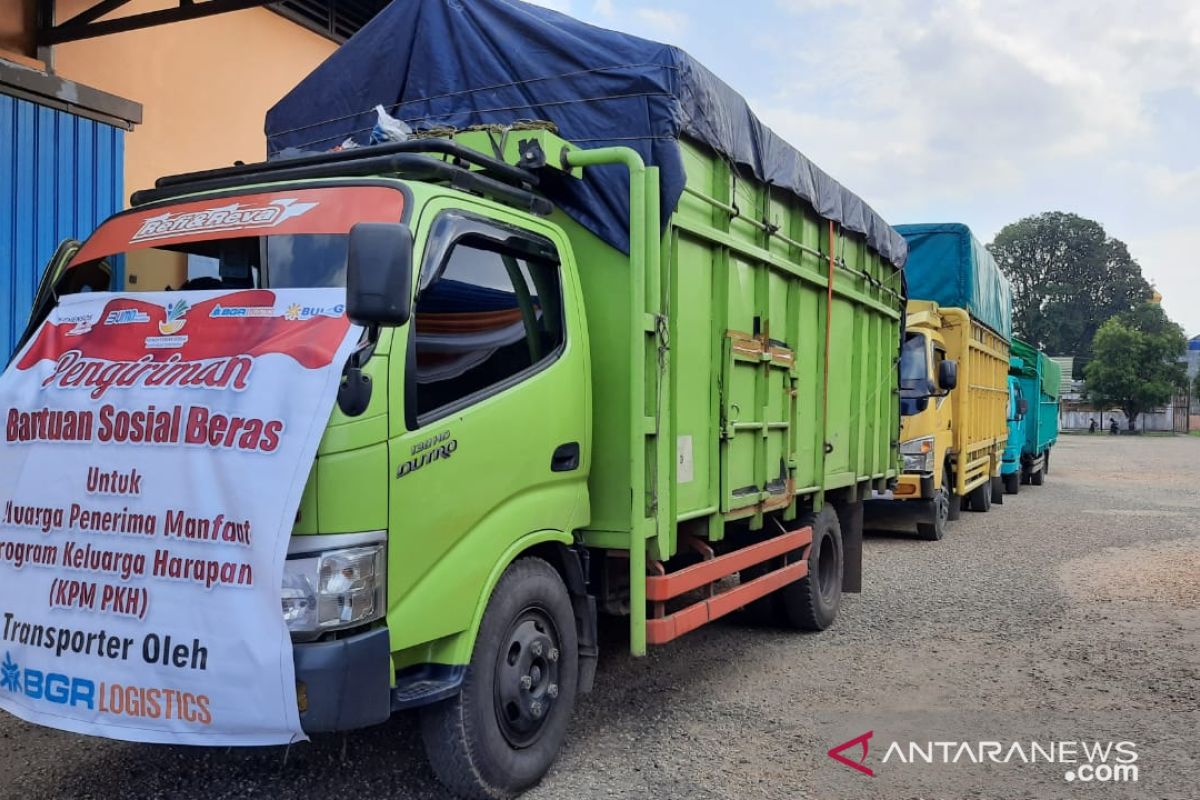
835,500,864,593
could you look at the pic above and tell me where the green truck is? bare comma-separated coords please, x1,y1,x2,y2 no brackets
19,4,909,797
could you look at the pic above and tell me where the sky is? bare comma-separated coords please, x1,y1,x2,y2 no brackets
524,0,1200,336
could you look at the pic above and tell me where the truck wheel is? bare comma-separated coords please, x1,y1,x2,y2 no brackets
1003,472,1020,495
967,481,991,512
777,505,842,630
916,475,951,541
991,476,1004,505
1042,450,1051,475
1030,467,1044,486
421,557,579,800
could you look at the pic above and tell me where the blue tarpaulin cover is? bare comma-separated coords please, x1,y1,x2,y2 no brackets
265,0,906,265
896,223,1012,340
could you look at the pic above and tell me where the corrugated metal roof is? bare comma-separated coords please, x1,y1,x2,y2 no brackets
2,93,123,359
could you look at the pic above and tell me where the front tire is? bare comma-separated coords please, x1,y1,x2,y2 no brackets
421,557,579,800
917,474,951,541
991,476,1004,505
777,505,842,630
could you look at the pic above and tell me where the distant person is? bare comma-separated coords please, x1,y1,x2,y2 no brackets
1110,418,1119,435
1089,418,1097,433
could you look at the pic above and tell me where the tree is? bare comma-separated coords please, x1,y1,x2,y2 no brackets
1083,303,1186,431
988,212,1151,375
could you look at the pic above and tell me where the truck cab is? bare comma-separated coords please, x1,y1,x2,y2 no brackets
1001,362,1028,495
894,301,960,539
15,132,600,784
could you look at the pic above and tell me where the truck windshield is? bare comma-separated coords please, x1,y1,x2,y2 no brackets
55,186,407,297
899,333,930,394
62,234,349,295
899,332,931,416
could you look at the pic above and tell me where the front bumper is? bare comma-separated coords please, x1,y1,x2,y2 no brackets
890,472,934,501
294,626,392,733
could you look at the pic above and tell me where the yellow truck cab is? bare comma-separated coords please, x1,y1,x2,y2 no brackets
878,224,1013,540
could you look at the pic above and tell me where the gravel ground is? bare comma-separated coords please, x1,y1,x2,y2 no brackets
1,434,1197,799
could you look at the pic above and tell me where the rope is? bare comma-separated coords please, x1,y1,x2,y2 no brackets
267,62,679,139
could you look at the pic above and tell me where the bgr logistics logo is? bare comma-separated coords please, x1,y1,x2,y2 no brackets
0,651,95,708
0,649,212,723
827,730,1139,784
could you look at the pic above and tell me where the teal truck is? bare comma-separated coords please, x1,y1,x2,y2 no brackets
1001,366,1027,494
1003,339,1061,490
15,2,908,797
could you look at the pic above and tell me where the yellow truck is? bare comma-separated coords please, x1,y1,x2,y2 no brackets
884,224,1013,540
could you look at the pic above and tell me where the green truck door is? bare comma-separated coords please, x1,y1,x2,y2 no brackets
385,202,590,653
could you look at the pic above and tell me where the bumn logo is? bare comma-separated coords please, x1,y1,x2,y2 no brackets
828,730,874,776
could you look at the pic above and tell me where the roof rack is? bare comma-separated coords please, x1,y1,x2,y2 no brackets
128,140,552,214
156,139,538,190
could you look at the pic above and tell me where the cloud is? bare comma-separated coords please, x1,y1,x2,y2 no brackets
518,0,575,12
632,8,688,38
519,0,1199,332
748,0,1200,331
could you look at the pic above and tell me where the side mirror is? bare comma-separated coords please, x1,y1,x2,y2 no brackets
346,222,413,327
1017,398,1029,417
937,359,959,392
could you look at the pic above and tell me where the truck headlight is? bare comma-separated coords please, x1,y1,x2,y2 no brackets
900,436,935,473
282,544,385,638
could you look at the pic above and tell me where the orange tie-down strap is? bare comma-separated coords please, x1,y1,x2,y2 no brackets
645,526,813,645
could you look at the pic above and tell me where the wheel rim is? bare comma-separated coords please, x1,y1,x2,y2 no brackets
494,606,562,749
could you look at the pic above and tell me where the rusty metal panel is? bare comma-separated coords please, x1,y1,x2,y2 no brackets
1,92,124,358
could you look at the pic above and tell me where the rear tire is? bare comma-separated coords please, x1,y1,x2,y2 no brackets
421,557,578,800
776,505,842,630
1030,466,1044,486
1042,450,1051,475
967,481,991,512
1003,471,1020,495
991,476,1004,505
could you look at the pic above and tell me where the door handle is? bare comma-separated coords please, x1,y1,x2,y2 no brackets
551,442,580,472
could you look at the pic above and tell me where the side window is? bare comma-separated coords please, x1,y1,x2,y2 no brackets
412,217,565,419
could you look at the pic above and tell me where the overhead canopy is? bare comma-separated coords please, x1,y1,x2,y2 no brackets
897,223,1013,340
265,0,907,265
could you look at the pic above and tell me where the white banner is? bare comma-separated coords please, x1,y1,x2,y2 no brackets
0,289,359,745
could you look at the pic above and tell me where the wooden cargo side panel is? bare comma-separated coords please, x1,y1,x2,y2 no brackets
570,136,902,553
949,313,1011,494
